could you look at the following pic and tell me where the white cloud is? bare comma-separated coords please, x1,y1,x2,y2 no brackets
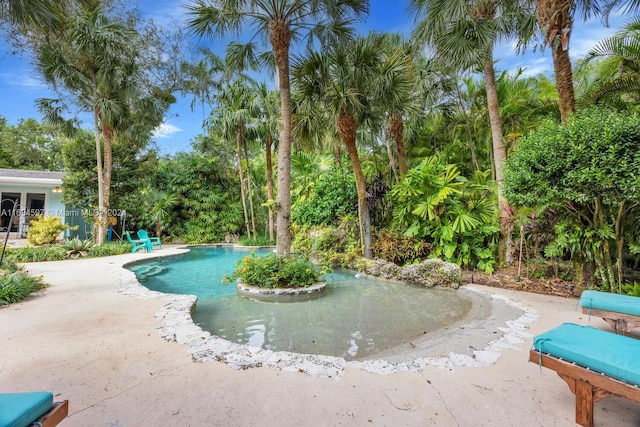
0,72,46,89
152,123,182,139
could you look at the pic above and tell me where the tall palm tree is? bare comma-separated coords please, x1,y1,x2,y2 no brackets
578,17,640,107
207,79,257,240
36,7,168,244
410,0,537,264
294,33,397,258
377,34,420,179
185,0,369,257
535,0,640,122
254,82,279,241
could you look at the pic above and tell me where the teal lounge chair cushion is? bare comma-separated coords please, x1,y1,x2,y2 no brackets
533,323,640,386
0,391,53,427
579,290,640,316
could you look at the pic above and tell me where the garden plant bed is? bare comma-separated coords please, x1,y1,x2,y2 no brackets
464,266,576,299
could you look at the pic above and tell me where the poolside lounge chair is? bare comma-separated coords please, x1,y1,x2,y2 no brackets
137,229,162,250
579,290,640,335
125,231,151,253
0,391,68,427
529,323,640,427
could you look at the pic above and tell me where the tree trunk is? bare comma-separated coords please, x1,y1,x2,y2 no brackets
265,134,275,241
236,125,251,240
483,57,512,265
389,112,407,176
93,101,105,245
551,44,576,122
337,109,371,258
537,0,576,123
270,20,292,257
242,137,257,238
101,125,113,245
615,202,626,293
384,128,400,184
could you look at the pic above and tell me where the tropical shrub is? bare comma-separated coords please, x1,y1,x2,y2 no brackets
0,271,48,305
5,246,66,262
504,107,640,291
372,228,432,265
87,241,131,257
389,157,498,272
224,253,326,288
27,216,69,245
292,167,357,226
238,236,275,246
63,237,94,259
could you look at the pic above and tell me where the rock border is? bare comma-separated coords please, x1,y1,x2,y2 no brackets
236,280,328,302
117,247,539,379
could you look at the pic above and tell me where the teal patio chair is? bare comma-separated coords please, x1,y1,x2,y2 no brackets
125,231,151,253
137,229,162,250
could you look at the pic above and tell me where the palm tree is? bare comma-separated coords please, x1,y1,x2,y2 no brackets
294,33,398,258
410,0,537,264
254,83,280,241
578,17,640,107
377,34,420,179
185,0,369,257
206,79,257,240
534,0,640,122
36,7,168,244
0,0,95,31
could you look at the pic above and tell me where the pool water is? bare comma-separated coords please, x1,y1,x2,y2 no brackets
128,246,472,361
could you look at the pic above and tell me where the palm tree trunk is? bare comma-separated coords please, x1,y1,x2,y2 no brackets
265,134,275,241
270,21,292,257
101,126,113,244
338,109,372,258
236,125,251,240
384,128,400,183
389,112,407,176
242,138,257,238
537,0,576,123
93,103,104,245
483,57,512,265
551,45,576,122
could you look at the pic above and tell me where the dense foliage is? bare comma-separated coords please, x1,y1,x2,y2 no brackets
0,271,48,306
224,253,325,288
504,108,640,290
26,216,68,246
389,157,498,272
292,167,357,226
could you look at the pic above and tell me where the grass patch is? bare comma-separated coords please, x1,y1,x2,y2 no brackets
0,271,48,305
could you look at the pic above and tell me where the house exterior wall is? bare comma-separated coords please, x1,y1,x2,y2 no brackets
0,182,66,237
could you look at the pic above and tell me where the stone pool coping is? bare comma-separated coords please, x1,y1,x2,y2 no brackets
118,245,540,379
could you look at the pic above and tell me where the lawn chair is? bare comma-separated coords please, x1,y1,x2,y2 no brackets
529,323,640,427
125,231,151,253
137,229,162,250
579,290,640,335
0,391,68,427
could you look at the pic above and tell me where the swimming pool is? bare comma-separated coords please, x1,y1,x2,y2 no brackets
128,246,474,361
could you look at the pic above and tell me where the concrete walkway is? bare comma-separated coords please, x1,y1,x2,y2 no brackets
1,248,639,426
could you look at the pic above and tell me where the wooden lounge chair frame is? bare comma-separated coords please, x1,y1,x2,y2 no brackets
33,400,68,427
580,306,640,335
529,349,640,427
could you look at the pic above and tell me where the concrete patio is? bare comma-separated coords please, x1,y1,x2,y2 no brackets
1,247,639,426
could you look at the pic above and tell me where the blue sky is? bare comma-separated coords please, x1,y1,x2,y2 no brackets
0,1,630,155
